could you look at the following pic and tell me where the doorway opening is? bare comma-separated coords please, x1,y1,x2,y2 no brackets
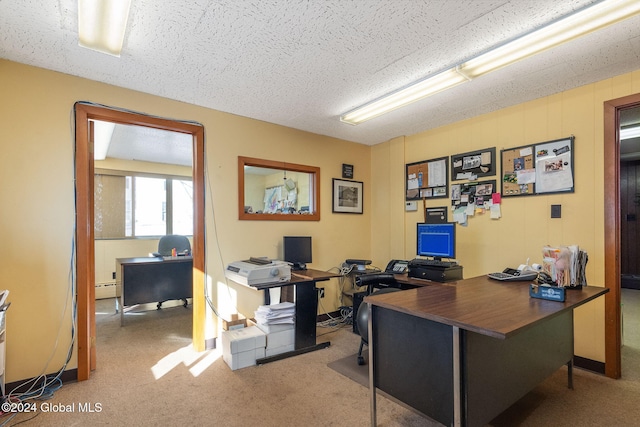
74,103,206,381
604,93,640,379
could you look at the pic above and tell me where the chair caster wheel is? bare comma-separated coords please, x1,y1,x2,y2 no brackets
183,299,188,308
157,302,162,310
357,356,365,366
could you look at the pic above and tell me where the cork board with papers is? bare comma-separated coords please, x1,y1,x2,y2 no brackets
500,136,575,197
405,156,449,200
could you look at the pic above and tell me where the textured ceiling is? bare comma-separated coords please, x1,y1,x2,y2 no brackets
2,0,640,147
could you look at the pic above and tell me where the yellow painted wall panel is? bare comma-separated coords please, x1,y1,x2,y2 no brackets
0,60,370,383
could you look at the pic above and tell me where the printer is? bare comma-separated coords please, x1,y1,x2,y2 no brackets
225,258,291,287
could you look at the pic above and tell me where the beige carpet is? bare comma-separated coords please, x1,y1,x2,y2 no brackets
3,291,639,426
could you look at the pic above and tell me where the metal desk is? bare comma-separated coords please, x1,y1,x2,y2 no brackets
367,275,609,426
116,256,193,326
235,269,340,364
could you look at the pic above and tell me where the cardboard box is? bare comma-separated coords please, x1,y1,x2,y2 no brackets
254,322,295,349
221,326,266,370
222,313,247,331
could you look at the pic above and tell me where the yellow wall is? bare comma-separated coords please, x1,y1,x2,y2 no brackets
371,69,640,362
2,57,639,382
0,60,370,383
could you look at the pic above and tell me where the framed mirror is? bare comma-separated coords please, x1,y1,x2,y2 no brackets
238,156,320,221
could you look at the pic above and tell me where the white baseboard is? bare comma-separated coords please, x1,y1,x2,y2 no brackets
95,282,116,300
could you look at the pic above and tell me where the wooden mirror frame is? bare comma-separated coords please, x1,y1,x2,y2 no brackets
238,156,320,221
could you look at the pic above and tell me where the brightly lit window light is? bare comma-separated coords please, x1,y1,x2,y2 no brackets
620,126,640,140
78,0,132,56
340,0,640,125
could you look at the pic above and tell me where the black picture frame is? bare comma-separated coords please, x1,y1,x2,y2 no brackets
332,178,363,214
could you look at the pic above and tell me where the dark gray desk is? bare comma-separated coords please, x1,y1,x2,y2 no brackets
116,256,193,326
366,275,609,426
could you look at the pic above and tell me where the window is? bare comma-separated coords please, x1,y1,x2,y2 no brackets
95,172,193,238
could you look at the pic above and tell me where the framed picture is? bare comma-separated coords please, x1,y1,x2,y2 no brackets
332,178,363,214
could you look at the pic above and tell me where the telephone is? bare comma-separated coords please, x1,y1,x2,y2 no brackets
385,259,409,274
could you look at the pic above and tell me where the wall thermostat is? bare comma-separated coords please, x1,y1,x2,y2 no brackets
405,201,418,211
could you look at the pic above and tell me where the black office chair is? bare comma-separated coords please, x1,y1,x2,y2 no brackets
354,273,401,365
153,235,191,257
153,235,191,309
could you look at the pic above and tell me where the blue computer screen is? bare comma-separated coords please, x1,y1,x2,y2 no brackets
416,223,455,259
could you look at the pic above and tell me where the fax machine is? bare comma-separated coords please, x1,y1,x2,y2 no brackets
224,257,291,287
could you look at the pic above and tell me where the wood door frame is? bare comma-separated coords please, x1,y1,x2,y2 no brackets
604,92,640,379
74,102,206,381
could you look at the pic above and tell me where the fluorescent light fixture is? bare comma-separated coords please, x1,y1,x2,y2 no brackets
340,68,470,125
620,126,640,140
460,0,640,78
341,0,640,125
78,0,132,56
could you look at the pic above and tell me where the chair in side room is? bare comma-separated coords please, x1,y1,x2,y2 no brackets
153,234,191,257
152,235,191,309
354,273,401,365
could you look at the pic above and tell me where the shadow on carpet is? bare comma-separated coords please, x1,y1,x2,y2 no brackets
328,352,541,426
327,353,369,388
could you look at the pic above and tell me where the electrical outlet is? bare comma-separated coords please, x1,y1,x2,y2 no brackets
318,288,325,298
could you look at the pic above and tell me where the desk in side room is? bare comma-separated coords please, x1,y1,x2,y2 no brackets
116,256,193,326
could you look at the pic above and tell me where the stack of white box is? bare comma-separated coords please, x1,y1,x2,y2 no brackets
255,322,295,357
221,326,266,370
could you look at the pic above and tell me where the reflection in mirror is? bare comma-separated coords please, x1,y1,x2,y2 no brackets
238,156,320,221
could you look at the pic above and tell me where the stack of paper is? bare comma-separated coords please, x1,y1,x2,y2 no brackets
254,302,295,325
541,245,588,287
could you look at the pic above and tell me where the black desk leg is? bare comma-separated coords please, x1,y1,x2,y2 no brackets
567,360,573,389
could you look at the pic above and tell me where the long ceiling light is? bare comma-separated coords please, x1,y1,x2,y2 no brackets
340,0,640,125
78,0,132,56
340,68,470,125
620,126,640,140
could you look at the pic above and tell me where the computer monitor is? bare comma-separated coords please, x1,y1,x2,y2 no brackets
283,236,312,270
416,222,455,260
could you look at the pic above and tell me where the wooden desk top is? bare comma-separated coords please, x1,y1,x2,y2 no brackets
250,268,341,290
366,275,609,339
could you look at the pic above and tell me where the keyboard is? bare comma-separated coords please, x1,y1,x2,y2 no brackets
487,271,539,282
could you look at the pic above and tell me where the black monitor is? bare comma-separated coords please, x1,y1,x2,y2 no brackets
283,236,312,270
416,222,455,260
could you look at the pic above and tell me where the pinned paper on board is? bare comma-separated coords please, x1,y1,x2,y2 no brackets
501,136,575,197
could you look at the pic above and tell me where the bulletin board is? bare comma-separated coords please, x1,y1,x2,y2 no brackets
450,147,496,181
500,136,575,197
450,180,497,207
406,156,449,200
